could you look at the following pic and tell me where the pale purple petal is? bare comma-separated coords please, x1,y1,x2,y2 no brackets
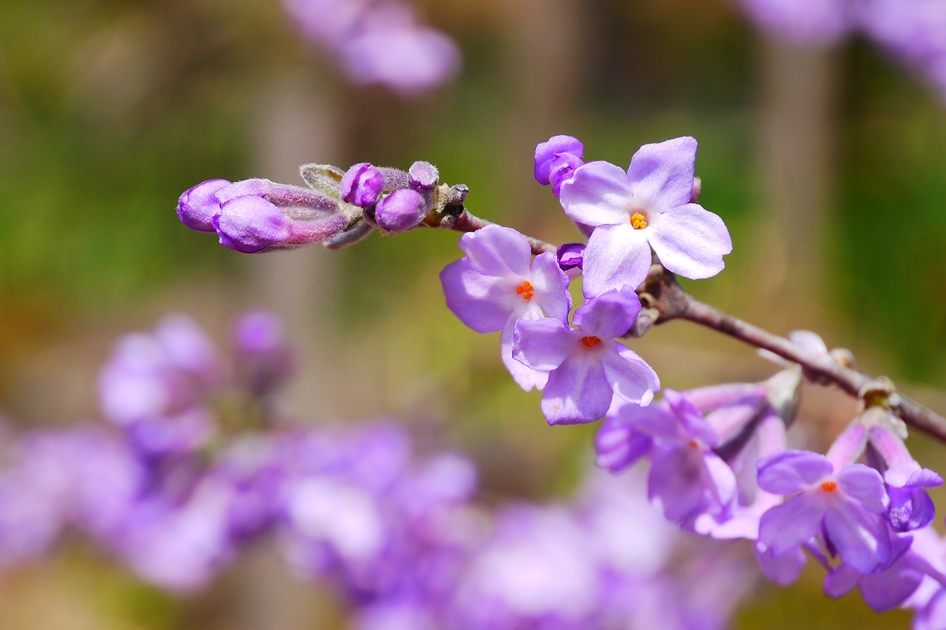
501,319,548,392
757,450,834,495
594,417,653,472
837,465,887,513
703,452,738,507
626,136,697,212
663,390,719,448
529,252,572,324
824,563,861,599
458,225,532,278
581,223,652,297
648,204,732,280
824,500,891,573
540,353,612,425
573,287,642,338
788,330,828,355
826,423,868,471
756,542,807,586
859,552,928,612
440,259,512,333
648,446,708,521
613,403,681,441
603,344,659,406
558,161,635,227
758,494,827,555
512,318,577,371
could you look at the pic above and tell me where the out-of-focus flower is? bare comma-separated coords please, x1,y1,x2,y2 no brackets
234,311,295,397
440,225,571,391
559,137,732,297
738,0,854,46
513,287,659,424
284,0,461,94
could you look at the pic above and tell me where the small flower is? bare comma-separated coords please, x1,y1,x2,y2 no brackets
534,135,584,197
595,390,736,522
440,225,571,391
757,450,891,573
233,311,295,397
559,137,732,297
374,189,427,233
341,163,384,208
512,288,659,424
556,243,585,273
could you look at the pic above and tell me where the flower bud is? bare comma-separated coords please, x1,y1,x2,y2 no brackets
374,189,427,233
534,135,584,195
213,196,351,254
177,179,231,232
341,163,384,208
408,161,439,193
556,242,585,271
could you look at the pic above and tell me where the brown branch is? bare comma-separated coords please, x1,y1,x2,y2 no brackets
635,266,946,443
445,209,557,255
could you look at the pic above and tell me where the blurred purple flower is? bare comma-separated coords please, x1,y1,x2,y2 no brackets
234,311,295,397
285,0,460,94
738,0,854,45
559,137,732,297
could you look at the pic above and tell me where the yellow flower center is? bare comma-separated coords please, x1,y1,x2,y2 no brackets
516,281,535,300
630,212,648,230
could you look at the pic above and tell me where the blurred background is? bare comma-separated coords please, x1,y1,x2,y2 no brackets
0,0,945,627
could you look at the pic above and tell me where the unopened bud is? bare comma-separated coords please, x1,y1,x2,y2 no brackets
408,161,439,193
375,189,427,233
178,179,231,232
341,163,384,208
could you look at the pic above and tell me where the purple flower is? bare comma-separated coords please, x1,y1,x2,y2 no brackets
738,0,854,46
596,391,736,522
824,532,942,612
375,189,427,233
512,288,659,424
757,450,891,573
557,242,585,273
559,137,732,297
534,135,584,196
177,179,231,232
234,311,295,397
212,179,356,253
440,225,571,391
342,163,385,208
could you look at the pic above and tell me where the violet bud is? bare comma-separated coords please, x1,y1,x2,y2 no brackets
557,242,585,271
534,135,584,192
341,163,384,208
374,189,427,233
213,196,292,254
408,161,439,193
177,179,231,232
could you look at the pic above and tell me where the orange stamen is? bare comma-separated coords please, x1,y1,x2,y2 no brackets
630,212,648,230
821,481,838,492
581,336,601,348
515,281,535,300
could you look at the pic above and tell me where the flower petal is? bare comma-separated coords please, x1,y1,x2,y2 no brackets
648,446,709,521
837,464,887,513
824,563,861,599
458,225,532,278
512,318,576,371
540,353,612,425
756,542,807,586
648,204,732,279
530,252,572,324
440,259,513,333
626,136,697,212
573,287,642,339
594,416,653,472
602,344,659,406
500,319,548,392
581,223,652,297
758,494,827,555
824,500,891,573
558,161,634,227
757,450,834,495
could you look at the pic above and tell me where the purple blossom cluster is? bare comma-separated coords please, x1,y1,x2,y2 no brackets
740,0,946,99
0,313,758,630
283,0,460,93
